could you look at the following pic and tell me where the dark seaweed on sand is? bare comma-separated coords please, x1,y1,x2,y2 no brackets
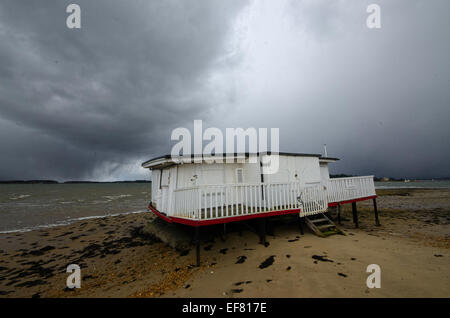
219,248,228,254
236,256,247,264
21,245,55,257
179,249,190,256
259,255,275,269
312,255,333,262
67,226,159,264
15,279,46,288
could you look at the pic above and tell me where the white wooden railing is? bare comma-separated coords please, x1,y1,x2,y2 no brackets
326,176,375,203
171,182,328,220
156,176,375,221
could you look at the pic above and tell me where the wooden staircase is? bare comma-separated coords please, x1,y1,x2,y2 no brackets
304,213,344,237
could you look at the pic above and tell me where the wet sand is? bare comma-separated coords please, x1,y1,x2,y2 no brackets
1,188,449,297
0,213,200,297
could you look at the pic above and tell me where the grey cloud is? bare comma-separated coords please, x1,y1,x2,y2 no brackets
209,0,450,179
0,0,247,180
0,0,449,181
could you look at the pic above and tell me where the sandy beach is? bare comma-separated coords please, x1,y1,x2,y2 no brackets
1,188,449,298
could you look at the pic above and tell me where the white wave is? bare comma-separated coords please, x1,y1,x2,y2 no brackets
0,209,149,234
92,200,112,204
9,194,31,200
102,194,133,200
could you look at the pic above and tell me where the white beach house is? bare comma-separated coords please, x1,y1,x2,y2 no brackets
141,152,378,226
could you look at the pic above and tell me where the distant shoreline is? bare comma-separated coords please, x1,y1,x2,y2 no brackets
374,180,450,190
0,180,151,184
1,179,450,185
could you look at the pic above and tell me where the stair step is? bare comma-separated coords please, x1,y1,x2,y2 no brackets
317,224,335,229
311,218,328,223
304,212,344,238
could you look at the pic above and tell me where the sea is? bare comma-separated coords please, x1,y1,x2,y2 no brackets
0,183,151,233
374,180,450,189
1,180,449,234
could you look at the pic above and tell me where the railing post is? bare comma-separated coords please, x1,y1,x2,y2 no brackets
198,189,202,220
216,187,219,218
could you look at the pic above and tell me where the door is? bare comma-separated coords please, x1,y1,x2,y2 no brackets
160,169,170,213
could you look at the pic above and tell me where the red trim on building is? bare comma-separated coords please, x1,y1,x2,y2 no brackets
147,195,377,227
148,204,173,223
148,204,302,226
171,209,302,227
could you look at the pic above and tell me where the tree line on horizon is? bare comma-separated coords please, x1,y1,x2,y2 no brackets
1,176,449,184
0,180,152,184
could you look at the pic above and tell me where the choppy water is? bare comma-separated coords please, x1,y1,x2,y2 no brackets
0,183,151,233
1,180,448,233
375,180,450,189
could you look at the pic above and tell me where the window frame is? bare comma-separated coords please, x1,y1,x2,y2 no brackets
235,168,244,183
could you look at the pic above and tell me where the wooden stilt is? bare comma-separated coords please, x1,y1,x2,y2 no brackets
263,219,266,245
337,203,342,225
219,223,226,242
269,219,275,236
352,202,359,228
373,198,380,226
242,222,257,234
299,217,304,235
259,218,266,245
194,226,200,267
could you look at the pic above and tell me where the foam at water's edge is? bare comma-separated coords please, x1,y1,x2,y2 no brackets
0,210,148,234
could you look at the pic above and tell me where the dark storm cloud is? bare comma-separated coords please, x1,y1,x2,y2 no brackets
0,0,247,180
0,0,449,181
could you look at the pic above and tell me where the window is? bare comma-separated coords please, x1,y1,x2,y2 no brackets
161,169,170,187
236,168,243,183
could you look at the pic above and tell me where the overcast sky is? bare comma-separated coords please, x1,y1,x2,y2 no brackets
0,0,449,181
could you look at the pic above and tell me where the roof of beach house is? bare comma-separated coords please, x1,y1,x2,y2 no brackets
142,152,339,169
